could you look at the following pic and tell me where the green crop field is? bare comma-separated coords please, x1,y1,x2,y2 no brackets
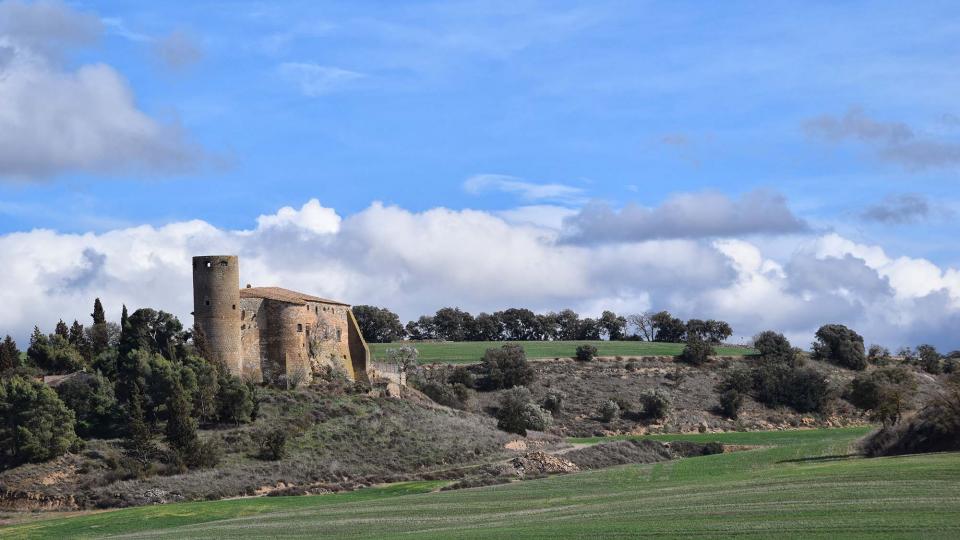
6,426,960,539
369,340,755,364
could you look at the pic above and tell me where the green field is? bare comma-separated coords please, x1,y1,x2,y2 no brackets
370,340,755,364
6,426,960,538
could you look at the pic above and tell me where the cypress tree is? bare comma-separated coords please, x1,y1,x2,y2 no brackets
0,335,20,371
68,320,91,362
125,384,154,467
90,298,109,356
54,319,69,339
165,381,199,467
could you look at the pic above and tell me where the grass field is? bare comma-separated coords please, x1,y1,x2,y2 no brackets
6,426,960,539
369,340,755,364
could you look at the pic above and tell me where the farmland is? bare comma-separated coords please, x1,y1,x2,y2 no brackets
369,340,755,364
6,426,959,539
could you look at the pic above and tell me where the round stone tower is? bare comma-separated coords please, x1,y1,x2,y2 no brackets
192,255,242,375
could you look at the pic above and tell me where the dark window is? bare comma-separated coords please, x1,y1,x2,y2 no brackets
241,324,246,330
205,300,210,306
232,304,236,310
297,324,303,332
337,328,342,342
220,260,228,267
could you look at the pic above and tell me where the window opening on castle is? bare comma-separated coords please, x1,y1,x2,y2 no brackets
297,324,303,332
336,328,342,342
205,261,211,268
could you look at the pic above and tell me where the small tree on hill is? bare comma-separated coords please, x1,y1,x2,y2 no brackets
639,390,670,421
598,400,620,422
125,385,155,468
752,330,798,366
480,345,534,390
90,298,110,357
848,367,916,425
495,387,552,435
812,324,866,370
917,344,943,374
165,381,199,469
679,334,713,366
575,344,598,362
386,345,419,382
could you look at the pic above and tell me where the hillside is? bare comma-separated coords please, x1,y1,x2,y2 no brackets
5,427,960,538
369,340,755,364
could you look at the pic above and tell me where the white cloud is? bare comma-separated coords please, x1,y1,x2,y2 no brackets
0,0,206,180
1,200,957,351
560,189,809,243
463,174,585,204
278,62,364,96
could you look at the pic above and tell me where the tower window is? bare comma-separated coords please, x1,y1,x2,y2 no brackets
232,304,236,310
297,324,303,332
336,328,342,342
206,261,211,268
205,300,210,306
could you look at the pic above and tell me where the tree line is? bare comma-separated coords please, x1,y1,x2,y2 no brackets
352,305,734,344
0,299,256,471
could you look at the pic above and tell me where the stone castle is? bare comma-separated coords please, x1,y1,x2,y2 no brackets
192,255,369,385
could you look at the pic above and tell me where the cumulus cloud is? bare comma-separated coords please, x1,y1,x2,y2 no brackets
464,174,585,204
278,62,364,96
560,189,808,244
1,200,957,350
860,194,932,224
153,30,203,71
0,0,205,180
804,107,960,170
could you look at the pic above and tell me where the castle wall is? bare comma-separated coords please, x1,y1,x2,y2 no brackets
238,297,266,383
192,256,242,376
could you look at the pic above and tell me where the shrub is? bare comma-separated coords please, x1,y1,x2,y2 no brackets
639,390,670,421
253,426,292,460
847,366,915,425
575,344,599,362
542,391,564,414
718,389,744,419
0,375,80,464
480,345,534,390
496,387,552,435
716,367,752,394
56,372,122,438
415,380,467,410
27,331,86,374
867,344,892,365
753,363,830,413
917,344,942,374
752,330,798,365
679,334,713,366
862,378,960,456
812,324,866,370
598,400,620,422
386,346,419,378
447,366,475,389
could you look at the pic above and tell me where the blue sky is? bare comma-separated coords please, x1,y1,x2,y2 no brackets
0,1,958,348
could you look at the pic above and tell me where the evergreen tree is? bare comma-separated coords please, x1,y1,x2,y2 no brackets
0,376,79,464
69,320,92,362
54,319,69,339
0,335,20,371
165,381,200,467
90,298,110,356
125,384,154,467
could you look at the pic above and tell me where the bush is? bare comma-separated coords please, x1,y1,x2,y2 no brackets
575,344,599,362
598,400,620,422
752,331,798,366
27,332,86,374
639,390,670,421
862,379,960,456
847,366,915,425
917,344,942,374
679,334,713,366
0,376,80,464
496,387,552,435
56,372,121,438
414,379,468,410
753,363,830,413
867,344,892,365
253,426,292,460
716,367,752,394
812,324,866,370
542,391,564,414
447,366,475,388
480,345,534,390
718,389,744,419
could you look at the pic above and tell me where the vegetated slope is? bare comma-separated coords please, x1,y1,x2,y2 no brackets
467,357,928,437
369,340,754,364
7,427,960,539
0,383,518,511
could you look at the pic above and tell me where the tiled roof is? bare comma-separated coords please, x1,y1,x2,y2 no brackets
239,286,350,306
